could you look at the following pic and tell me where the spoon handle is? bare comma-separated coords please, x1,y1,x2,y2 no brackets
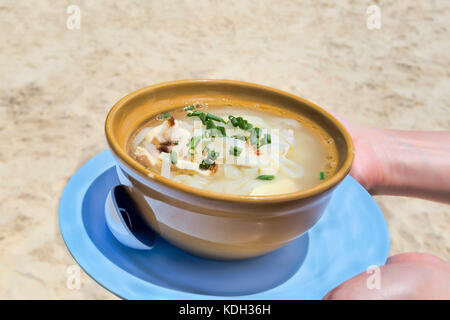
105,185,155,250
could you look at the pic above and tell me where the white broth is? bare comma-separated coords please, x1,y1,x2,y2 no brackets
129,104,338,196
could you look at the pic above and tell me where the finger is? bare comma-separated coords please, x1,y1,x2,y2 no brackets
387,252,448,266
323,260,450,300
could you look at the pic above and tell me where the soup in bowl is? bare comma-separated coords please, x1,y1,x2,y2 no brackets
105,80,353,260
130,105,339,196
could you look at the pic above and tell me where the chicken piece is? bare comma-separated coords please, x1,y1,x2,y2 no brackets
155,118,190,144
134,146,158,167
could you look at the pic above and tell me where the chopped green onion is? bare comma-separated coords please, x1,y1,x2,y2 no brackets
208,150,218,160
199,160,211,170
170,151,177,164
230,146,242,157
319,172,325,180
216,126,226,137
184,105,195,111
187,111,207,124
257,175,275,181
199,149,219,170
187,111,202,117
228,115,239,126
206,113,226,124
249,127,261,147
228,115,253,130
188,111,227,129
161,112,171,119
205,119,216,129
188,136,202,150
260,133,272,147
238,119,248,130
199,158,216,170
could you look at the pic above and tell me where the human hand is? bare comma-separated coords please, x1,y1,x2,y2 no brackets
327,113,386,194
329,111,450,203
323,252,450,300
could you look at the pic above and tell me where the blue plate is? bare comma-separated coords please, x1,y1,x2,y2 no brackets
59,150,390,299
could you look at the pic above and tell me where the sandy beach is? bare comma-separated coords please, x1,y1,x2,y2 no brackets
0,1,448,299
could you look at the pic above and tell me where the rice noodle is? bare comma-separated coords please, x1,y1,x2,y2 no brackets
279,156,305,178
160,153,171,178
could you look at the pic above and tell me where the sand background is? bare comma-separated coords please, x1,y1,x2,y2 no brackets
0,1,448,299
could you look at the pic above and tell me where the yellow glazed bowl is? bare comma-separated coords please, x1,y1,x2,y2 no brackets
105,79,354,260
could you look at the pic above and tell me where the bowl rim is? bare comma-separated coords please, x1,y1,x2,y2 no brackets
105,79,354,203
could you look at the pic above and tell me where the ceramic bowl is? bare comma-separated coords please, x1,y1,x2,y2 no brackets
105,79,353,260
